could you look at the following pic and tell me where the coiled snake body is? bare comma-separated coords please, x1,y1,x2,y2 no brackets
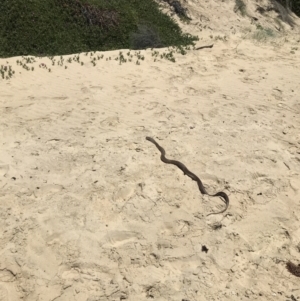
146,137,229,216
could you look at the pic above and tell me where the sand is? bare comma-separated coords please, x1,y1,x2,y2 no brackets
0,1,300,300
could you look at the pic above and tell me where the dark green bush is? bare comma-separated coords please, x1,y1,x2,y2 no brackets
130,23,163,49
0,0,198,58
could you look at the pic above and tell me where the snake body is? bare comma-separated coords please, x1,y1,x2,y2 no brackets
146,137,229,216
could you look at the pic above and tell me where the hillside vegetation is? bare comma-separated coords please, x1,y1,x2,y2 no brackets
278,0,300,16
0,0,198,58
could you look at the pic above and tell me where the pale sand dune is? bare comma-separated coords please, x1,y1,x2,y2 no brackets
0,1,300,300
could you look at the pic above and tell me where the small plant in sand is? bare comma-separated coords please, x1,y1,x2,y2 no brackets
152,50,160,58
135,51,144,61
252,24,275,41
22,56,36,64
1,64,15,80
58,57,64,66
176,45,187,55
214,35,228,42
22,64,30,71
166,51,176,62
149,44,193,63
159,51,176,62
117,51,127,65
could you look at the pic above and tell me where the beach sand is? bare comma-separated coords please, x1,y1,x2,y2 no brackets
0,1,300,300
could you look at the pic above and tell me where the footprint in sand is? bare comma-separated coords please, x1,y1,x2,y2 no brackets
114,185,135,202
102,231,143,248
100,116,119,127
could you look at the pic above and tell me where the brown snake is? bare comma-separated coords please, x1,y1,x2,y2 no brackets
146,137,229,216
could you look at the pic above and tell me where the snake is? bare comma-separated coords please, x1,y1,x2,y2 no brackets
146,137,229,216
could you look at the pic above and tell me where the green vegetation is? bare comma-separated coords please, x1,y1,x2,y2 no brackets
0,64,15,79
277,0,300,16
251,24,276,41
0,44,195,80
0,0,198,58
234,0,247,16
234,0,299,25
